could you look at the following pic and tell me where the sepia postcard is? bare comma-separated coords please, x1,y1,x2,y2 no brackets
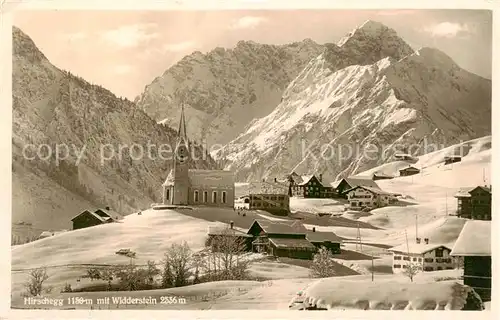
1,0,497,319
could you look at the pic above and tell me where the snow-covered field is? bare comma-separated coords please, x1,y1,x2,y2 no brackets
11,136,491,310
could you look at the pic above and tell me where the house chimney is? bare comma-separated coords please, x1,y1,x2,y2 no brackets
416,237,421,244
230,221,234,229
319,174,323,182
105,206,110,211
312,227,316,232
424,238,429,244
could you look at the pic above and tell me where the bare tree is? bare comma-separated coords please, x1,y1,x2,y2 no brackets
204,228,249,281
310,247,337,278
162,242,193,287
403,262,420,282
146,260,160,286
23,267,49,296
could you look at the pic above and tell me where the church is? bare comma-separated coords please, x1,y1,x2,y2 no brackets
162,106,235,208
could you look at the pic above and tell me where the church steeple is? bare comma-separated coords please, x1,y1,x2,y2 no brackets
177,105,188,142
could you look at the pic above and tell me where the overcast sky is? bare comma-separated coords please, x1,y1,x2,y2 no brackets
14,9,492,100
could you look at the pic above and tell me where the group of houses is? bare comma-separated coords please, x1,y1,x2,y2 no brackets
207,219,343,260
386,184,492,302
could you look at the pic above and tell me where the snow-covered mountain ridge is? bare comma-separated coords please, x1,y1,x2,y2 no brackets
135,39,325,145
216,21,491,182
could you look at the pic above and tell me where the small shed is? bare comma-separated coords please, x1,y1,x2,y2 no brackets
71,210,115,230
444,155,462,165
399,166,420,177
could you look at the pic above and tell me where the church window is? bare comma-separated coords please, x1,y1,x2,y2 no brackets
166,189,170,200
212,191,217,203
194,190,199,202
222,191,227,204
203,191,208,203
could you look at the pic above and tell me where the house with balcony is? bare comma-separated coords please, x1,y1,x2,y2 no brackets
288,172,336,198
454,185,491,220
388,238,454,273
345,185,397,210
248,181,290,216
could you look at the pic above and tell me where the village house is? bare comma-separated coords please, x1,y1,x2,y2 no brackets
454,186,492,220
451,220,491,302
399,166,420,177
162,106,235,208
334,176,380,198
248,181,290,216
444,155,462,165
345,185,397,210
388,238,454,273
247,219,316,259
288,172,336,198
71,209,115,230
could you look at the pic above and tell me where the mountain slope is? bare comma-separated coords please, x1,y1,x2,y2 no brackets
135,39,325,145
216,21,491,182
12,26,216,235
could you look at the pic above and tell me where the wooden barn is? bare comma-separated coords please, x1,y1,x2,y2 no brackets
451,220,491,302
306,227,342,254
207,222,253,251
71,209,115,230
247,220,316,260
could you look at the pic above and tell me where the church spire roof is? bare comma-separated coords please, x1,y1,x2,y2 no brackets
177,105,188,140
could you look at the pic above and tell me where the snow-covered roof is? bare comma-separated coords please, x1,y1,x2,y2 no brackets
341,177,379,189
306,231,343,243
188,169,235,188
70,210,112,223
249,181,288,195
250,219,307,235
454,187,473,198
399,166,420,172
451,220,491,256
388,243,452,255
208,226,252,238
298,175,314,186
163,169,235,188
345,185,392,196
162,169,174,186
269,237,316,249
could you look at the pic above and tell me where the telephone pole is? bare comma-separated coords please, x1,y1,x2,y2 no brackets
356,222,362,252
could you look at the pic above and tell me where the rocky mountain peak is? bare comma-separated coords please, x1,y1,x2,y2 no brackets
13,26,49,64
322,20,414,74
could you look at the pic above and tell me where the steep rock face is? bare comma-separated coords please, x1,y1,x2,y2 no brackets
135,39,325,145
216,22,491,183
12,26,215,234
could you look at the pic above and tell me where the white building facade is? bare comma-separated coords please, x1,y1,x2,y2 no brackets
346,186,396,210
388,241,455,273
